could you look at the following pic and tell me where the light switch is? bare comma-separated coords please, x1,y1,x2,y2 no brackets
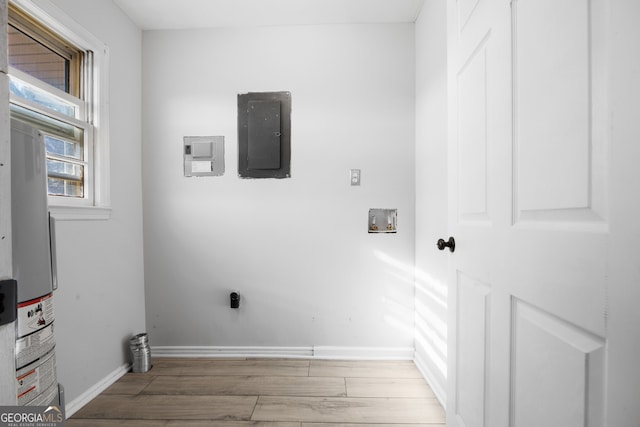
350,169,361,186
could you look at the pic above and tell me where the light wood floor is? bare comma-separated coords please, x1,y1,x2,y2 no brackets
68,358,446,426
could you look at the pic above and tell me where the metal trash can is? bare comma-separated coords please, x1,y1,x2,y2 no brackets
130,333,151,373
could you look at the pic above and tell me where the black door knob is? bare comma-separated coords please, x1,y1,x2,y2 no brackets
437,237,455,252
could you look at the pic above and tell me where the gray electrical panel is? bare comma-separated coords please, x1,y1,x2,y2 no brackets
184,136,225,177
238,91,291,178
247,100,281,170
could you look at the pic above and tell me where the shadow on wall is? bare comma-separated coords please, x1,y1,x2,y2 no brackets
414,267,447,379
374,250,418,334
373,248,447,378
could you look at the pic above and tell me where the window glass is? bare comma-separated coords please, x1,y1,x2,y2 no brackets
9,74,78,118
8,3,92,203
45,135,82,161
8,24,70,93
46,158,84,197
9,103,83,142
10,103,88,199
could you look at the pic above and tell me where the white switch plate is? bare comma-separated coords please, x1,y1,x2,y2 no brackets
350,169,361,186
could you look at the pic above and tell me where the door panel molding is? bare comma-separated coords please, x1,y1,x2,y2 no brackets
511,0,608,230
457,31,492,225
455,272,491,427
458,0,481,34
510,299,605,427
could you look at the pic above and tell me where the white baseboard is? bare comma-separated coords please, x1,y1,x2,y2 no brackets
151,345,414,360
151,346,313,358
413,351,447,408
65,363,130,419
312,346,414,360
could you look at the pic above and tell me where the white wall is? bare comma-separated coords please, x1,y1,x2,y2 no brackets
40,0,145,405
142,24,416,353
414,0,448,404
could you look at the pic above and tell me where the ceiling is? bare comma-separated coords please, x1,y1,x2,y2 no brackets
112,0,425,30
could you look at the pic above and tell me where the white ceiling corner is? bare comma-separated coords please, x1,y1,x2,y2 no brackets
113,0,425,30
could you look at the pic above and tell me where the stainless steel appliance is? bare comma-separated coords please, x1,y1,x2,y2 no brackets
11,119,63,407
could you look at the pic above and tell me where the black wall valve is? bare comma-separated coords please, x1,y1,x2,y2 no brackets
230,291,240,309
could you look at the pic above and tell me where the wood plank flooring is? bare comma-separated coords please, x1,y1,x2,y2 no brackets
68,358,446,426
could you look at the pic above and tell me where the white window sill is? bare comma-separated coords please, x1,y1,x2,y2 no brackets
50,205,112,221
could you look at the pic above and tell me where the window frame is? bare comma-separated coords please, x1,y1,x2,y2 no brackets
8,0,111,220
8,7,83,97
9,67,93,202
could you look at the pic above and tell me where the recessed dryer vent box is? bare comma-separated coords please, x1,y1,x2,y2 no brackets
368,208,398,233
184,136,224,177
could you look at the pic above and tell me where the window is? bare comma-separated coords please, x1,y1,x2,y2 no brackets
7,1,110,218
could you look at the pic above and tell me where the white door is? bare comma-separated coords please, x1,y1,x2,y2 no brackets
445,0,619,426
